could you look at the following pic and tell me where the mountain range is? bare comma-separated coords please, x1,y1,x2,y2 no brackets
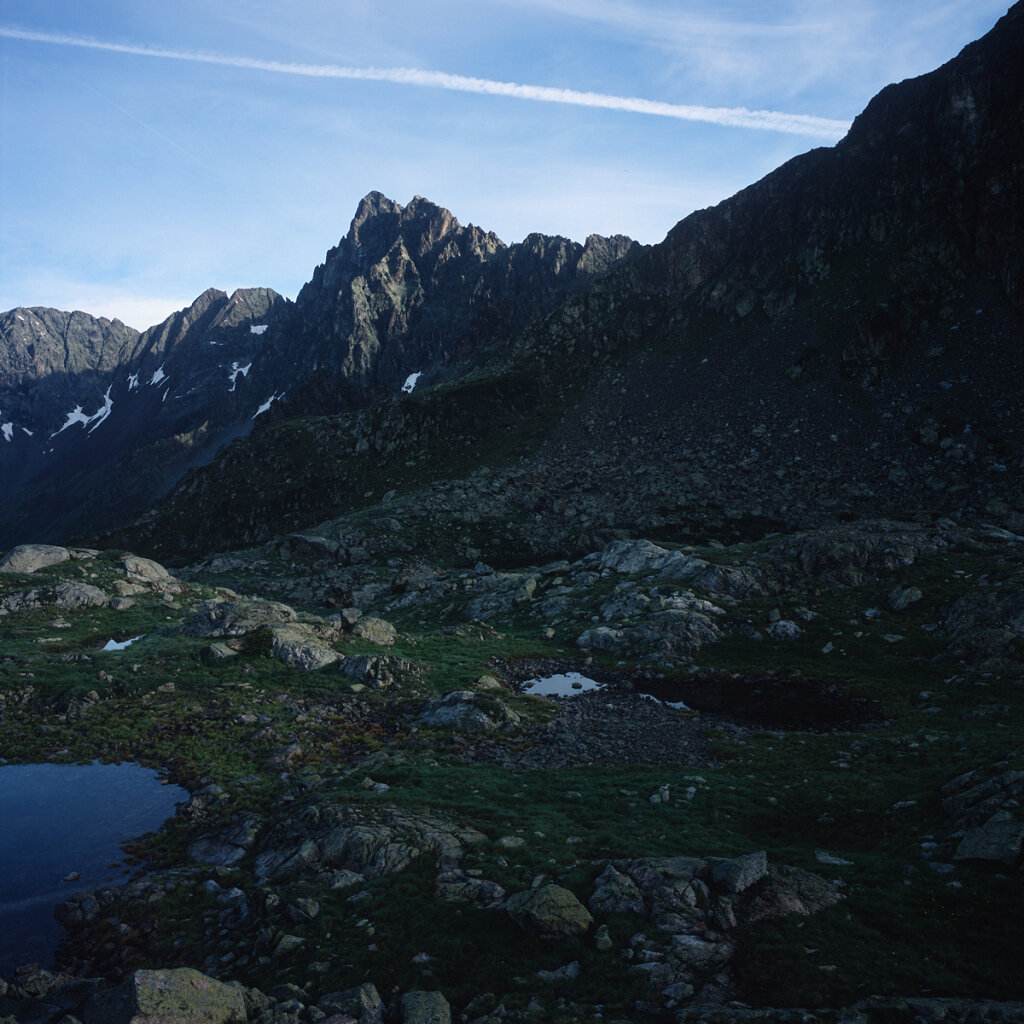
4,5,1023,562
4,5,1023,561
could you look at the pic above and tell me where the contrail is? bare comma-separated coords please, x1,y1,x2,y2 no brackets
0,25,851,140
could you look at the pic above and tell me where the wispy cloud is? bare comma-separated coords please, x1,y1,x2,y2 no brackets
0,25,849,139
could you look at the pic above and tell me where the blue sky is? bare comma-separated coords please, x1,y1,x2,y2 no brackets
0,0,1012,330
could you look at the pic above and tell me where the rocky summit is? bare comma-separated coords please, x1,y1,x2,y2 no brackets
2,5,1024,1024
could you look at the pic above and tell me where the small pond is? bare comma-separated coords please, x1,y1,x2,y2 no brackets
522,672,605,697
0,761,187,977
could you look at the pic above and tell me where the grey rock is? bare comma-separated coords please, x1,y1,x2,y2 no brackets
0,544,71,574
576,626,626,651
338,654,412,689
711,851,768,893
205,642,238,661
597,539,704,578
269,625,341,671
351,616,397,646
318,983,383,1024
889,585,924,611
589,864,646,915
254,838,321,883
506,883,593,937
123,555,173,584
418,690,521,733
400,991,451,1024
54,582,109,610
83,967,246,1024
765,619,802,641
953,814,1024,866
184,598,298,637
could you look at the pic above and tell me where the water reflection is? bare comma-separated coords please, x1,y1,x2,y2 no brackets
0,761,186,976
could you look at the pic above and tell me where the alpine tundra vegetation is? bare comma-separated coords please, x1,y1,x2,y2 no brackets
1,4,1024,1023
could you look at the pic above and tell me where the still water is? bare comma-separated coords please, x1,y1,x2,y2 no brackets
0,762,186,977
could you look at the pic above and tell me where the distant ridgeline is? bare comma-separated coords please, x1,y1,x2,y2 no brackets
2,2,1023,557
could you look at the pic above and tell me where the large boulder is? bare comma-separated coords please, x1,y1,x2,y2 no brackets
0,544,70,574
318,982,383,1023
255,806,486,883
401,990,452,1024
55,581,110,609
338,654,413,689
124,555,174,585
711,851,767,893
184,598,298,637
84,967,246,1024
351,616,397,646
597,539,704,578
506,883,593,938
269,624,341,671
589,864,646,916
954,814,1024,867
418,690,521,733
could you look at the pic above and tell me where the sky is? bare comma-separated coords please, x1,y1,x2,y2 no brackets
0,1,1013,330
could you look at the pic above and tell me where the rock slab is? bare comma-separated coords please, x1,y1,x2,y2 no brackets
84,967,246,1024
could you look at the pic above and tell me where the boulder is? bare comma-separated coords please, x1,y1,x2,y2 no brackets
54,581,110,609
506,884,593,938
84,967,246,1024
351,616,397,646
184,598,298,637
597,539,704,578
576,626,626,652
0,544,70,574
889,585,924,611
711,851,768,893
270,624,341,671
256,807,486,883
954,814,1024,866
589,864,646,916
124,555,173,585
318,983,383,1023
338,654,412,689
318,809,486,877
400,990,452,1024
418,690,521,733
765,619,801,641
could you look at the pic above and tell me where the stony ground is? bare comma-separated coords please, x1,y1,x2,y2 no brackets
1,517,1024,1024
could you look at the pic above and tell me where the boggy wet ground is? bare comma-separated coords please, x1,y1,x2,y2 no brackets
496,657,886,734
638,672,888,732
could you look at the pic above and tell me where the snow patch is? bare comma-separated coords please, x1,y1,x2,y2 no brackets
252,392,284,419
228,361,252,392
250,324,268,335
1,423,13,442
16,314,25,321
149,365,166,386
127,371,140,390
86,387,114,433
401,371,423,393
22,427,33,437
103,635,143,651
50,386,114,438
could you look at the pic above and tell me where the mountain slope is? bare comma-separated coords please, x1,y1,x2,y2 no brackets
115,2,1024,564
1,205,635,548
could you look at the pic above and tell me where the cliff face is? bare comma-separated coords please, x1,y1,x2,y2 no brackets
0,198,635,547
286,192,637,401
649,0,1024,320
